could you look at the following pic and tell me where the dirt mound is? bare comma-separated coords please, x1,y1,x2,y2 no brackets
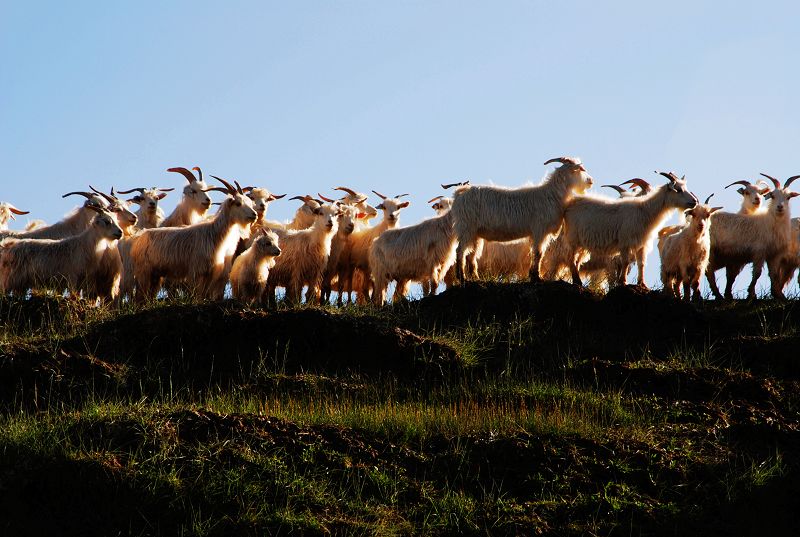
65,304,459,382
417,281,708,358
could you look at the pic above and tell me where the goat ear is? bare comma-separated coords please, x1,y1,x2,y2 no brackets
683,209,693,216
764,192,774,200
737,187,745,195
127,196,142,204
312,207,322,215
356,212,367,219
157,193,168,200
397,201,410,209
788,192,800,199
710,206,724,214
376,203,385,210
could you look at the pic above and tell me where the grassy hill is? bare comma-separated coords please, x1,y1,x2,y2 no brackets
1,282,799,535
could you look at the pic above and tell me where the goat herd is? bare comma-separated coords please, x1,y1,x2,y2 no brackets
0,157,798,306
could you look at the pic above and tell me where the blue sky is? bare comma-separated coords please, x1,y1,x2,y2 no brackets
2,1,799,292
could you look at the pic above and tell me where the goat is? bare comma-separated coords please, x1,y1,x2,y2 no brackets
160,166,212,227
336,191,409,304
230,229,282,303
129,176,257,301
265,201,341,304
0,206,123,297
0,191,109,240
561,171,697,288
658,194,722,301
542,178,651,287
117,186,174,229
451,157,593,283
0,203,30,231
706,174,799,300
369,206,457,305
333,186,379,222
703,179,771,299
320,202,359,304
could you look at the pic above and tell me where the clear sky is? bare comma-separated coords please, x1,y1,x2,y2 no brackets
2,1,799,293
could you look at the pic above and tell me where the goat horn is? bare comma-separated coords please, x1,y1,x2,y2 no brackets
441,180,469,189
601,184,626,194
334,186,359,197
240,186,255,193
192,166,203,182
372,190,387,200
116,187,146,194
544,157,577,166
620,178,651,190
724,180,752,189
167,167,197,183
89,185,117,204
62,191,95,200
233,180,245,195
759,173,781,189
8,205,29,215
317,193,336,203
704,193,715,205
209,175,237,194
428,195,445,203
656,171,679,182
395,193,410,198
289,195,312,202
784,175,800,189
269,194,286,200
159,187,175,192
203,187,231,194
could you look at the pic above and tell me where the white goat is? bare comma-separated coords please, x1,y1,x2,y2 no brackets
265,202,341,304
0,191,109,240
369,207,457,305
333,186,379,222
658,194,722,301
562,171,697,288
704,179,770,299
451,157,593,283
336,192,410,304
0,203,30,231
160,166,212,227
230,229,282,303
706,174,799,300
0,206,123,297
542,178,651,287
129,176,257,301
117,186,174,229
321,203,359,304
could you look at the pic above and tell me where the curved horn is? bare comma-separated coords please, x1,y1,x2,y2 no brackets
441,180,469,189
62,191,96,200
116,187,146,195
724,180,753,189
543,157,571,166
428,195,445,203
269,194,286,200
395,193,410,198
759,173,781,189
704,193,715,205
784,175,800,189
289,195,312,203
89,185,117,204
8,205,29,215
372,190,387,200
233,180,245,195
620,178,651,191
601,184,626,194
192,166,203,182
167,167,197,184
158,187,176,193
202,187,231,194
209,175,237,194
656,171,679,182
334,186,359,197
318,193,336,203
